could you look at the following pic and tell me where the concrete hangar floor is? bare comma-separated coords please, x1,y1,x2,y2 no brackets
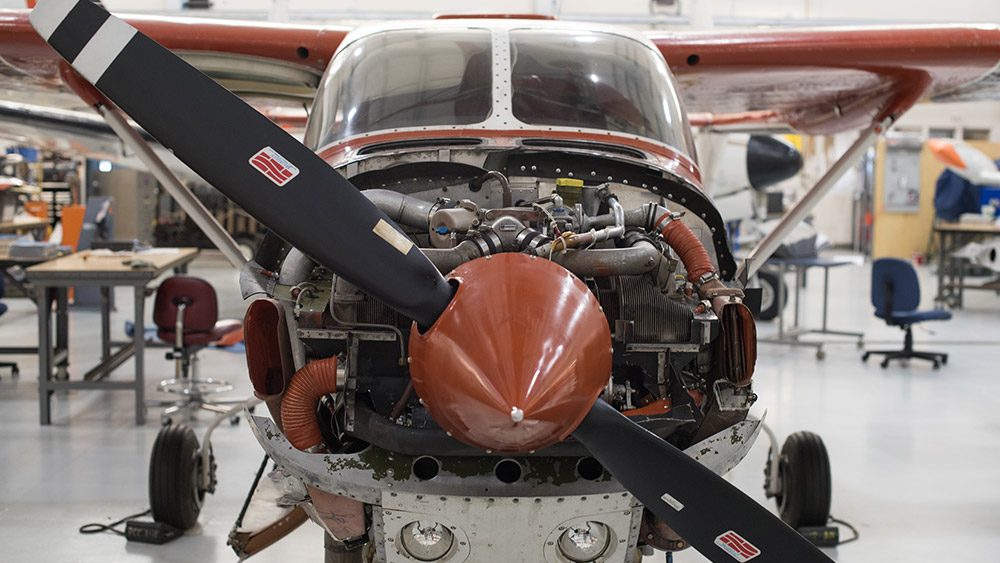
0,252,998,562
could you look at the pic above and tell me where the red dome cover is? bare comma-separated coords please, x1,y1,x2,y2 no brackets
409,253,612,453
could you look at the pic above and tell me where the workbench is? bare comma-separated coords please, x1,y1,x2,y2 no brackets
758,255,865,359
26,247,199,425
933,221,1000,308
0,249,65,361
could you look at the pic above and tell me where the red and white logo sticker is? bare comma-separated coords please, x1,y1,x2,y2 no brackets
249,146,299,187
715,531,761,562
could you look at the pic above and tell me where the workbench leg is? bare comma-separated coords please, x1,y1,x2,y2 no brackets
55,288,69,380
100,286,111,366
133,286,146,426
957,233,965,308
937,230,946,305
776,264,787,338
821,267,830,332
793,266,802,332
36,287,52,426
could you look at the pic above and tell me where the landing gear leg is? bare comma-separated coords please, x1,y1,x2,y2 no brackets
325,533,366,563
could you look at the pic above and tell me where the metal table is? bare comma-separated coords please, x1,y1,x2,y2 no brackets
759,255,865,359
933,221,1000,308
25,248,199,425
0,250,63,360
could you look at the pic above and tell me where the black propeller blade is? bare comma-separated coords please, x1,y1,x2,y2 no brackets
573,399,834,563
30,0,452,327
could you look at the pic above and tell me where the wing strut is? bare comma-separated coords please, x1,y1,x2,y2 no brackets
734,117,891,285
99,104,249,269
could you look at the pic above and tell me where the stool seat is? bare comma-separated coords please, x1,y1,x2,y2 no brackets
148,275,246,425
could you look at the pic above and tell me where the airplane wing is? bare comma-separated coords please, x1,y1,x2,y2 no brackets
0,9,350,108
648,26,1000,133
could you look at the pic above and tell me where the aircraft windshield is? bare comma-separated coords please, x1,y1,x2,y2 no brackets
509,30,692,152
309,27,693,156
311,29,493,145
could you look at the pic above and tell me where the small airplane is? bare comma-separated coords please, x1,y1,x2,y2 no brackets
928,138,1000,273
6,1,1000,562
929,138,1000,187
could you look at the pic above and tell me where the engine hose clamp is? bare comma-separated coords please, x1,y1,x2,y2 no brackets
695,271,721,289
515,228,548,252
698,271,720,284
653,211,684,233
472,230,500,256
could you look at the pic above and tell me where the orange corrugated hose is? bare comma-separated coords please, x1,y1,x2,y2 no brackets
280,357,338,451
656,214,716,283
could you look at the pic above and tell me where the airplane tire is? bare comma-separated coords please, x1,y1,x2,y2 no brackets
775,431,831,528
149,424,205,530
757,270,787,321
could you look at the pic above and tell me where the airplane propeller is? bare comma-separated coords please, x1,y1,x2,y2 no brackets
30,1,832,561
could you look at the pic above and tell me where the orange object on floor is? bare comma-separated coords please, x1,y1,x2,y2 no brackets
214,326,244,347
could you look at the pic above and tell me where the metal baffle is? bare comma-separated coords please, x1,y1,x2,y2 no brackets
98,104,248,269
735,117,891,285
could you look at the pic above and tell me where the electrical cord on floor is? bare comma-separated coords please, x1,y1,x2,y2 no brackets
79,508,151,536
80,508,181,544
829,515,860,545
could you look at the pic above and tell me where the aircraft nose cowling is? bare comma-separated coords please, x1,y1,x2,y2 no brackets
409,253,612,453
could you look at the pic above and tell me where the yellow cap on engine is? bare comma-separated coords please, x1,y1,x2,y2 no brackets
555,178,585,205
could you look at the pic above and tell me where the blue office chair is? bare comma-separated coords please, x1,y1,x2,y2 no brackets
862,258,951,369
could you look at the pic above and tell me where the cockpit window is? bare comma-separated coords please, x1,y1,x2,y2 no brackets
509,30,693,153
311,30,492,147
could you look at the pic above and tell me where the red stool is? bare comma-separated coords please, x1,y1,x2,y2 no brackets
147,275,244,425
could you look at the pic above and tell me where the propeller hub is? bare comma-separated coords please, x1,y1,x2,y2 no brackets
409,253,612,453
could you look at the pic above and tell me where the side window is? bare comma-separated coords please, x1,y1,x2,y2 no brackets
313,30,493,146
509,30,691,153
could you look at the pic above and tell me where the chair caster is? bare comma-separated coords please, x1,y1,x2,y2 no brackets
941,356,948,365
933,361,941,370
816,349,826,360
880,359,889,369
229,416,240,426
861,352,870,362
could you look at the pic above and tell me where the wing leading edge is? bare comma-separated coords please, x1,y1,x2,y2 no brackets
649,26,1000,133
0,9,350,107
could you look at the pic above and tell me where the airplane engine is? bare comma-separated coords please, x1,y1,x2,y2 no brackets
244,166,760,560
261,173,757,459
